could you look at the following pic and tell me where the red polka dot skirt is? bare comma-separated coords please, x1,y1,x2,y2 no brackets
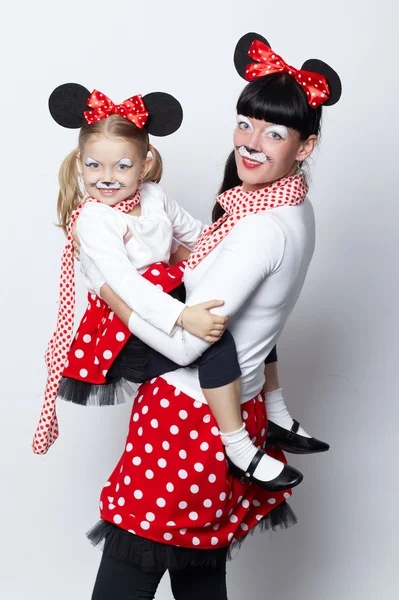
88,377,296,568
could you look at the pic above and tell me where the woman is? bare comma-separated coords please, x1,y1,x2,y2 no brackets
81,32,342,600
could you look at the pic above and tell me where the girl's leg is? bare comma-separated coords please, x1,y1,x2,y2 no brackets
169,560,228,600
91,553,164,600
199,333,301,488
264,358,311,437
264,348,330,453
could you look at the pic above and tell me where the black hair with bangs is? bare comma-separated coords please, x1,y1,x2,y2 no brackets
237,73,322,140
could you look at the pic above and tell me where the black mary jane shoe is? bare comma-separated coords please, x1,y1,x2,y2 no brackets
267,420,330,455
227,449,303,493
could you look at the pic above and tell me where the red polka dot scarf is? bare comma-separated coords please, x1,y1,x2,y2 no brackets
187,174,308,269
32,191,141,455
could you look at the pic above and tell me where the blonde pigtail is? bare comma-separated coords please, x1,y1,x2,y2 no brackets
57,147,84,235
143,145,163,184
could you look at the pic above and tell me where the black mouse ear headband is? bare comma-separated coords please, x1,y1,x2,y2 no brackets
48,83,183,136
234,32,342,107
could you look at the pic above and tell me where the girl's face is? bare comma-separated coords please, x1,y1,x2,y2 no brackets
80,135,151,206
233,115,317,191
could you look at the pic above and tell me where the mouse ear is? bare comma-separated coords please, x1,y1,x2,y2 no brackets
142,92,183,137
48,83,91,128
301,59,342,106
234,32,271,79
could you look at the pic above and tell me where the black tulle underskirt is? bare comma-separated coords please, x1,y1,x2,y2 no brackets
86,501,297,571
58,334,147,406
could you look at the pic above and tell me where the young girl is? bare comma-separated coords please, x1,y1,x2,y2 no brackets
33,83,302,493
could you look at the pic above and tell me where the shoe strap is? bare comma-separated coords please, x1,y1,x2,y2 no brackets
288,419,300,440
241,449,265,482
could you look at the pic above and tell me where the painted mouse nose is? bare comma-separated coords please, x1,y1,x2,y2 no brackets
243,145,260,155
102,181,113,187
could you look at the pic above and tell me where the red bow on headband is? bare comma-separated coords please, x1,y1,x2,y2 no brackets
84,90,149,127
246,40,330,108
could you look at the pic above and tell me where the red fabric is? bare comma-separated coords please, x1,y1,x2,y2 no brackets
84,90,149,128
246,40,330,108
63,261,186,384
32,192,141,455
187,175,308,269
99,377,291,550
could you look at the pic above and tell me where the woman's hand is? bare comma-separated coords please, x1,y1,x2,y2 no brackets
177,301,227,342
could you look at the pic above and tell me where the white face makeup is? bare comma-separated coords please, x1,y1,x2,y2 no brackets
233,114,309,191
117,157,133,168
264,124,289,140
237,145,267,164
96,180,122,190
236,114,253,132
81,137,150,206
85,156,99,168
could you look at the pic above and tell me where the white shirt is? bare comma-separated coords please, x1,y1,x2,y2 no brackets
125,200,316,404
77,182,203,335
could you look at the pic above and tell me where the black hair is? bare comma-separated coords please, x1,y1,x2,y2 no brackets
212,73,322,222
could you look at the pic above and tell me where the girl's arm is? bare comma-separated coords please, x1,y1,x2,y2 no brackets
77,206,225,342
88,214,285,366
77,202,186,335
162,190,205,250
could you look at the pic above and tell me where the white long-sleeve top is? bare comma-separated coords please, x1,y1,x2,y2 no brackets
76,182,203,335
125,200,316,404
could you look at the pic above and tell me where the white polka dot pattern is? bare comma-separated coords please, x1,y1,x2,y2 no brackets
245,40,330,109
97,377,292,551
84,90,149,128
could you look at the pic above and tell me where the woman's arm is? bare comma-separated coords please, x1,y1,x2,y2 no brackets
77,202,187,335
125,214,286,365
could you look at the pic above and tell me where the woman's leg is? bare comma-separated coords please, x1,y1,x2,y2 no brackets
169,561,228,600
91,553,164,600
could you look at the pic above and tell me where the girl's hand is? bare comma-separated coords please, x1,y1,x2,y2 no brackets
177,301,227,342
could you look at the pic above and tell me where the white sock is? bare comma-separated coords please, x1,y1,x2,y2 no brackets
265,388,311,438
220,425,284,482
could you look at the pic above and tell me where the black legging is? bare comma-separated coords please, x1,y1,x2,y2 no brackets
92,553,228,600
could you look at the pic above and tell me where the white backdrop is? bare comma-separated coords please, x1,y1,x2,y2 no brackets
1,1,397,598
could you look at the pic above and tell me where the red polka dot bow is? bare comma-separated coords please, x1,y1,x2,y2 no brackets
246,40,330,109
84,90,149,127
187,174,308,269
32,191,141,455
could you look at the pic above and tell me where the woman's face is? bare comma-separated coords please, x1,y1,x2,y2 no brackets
80,134,151,206
233,115,317,191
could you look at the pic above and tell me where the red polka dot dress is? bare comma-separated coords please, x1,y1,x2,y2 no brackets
58,261,187,406
88,377,296,568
